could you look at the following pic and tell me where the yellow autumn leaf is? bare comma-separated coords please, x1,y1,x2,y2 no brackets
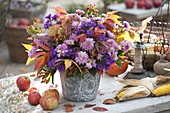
109,14,121,19
26,57,35,65
22,43,33,52
48,25,59,37
116,31,140,44
64,59,72,71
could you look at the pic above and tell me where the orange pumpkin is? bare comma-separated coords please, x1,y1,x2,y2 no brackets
106,62,128,76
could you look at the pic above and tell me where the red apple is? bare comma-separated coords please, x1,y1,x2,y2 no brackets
16,76,31,91
137,0,145,9
152,0,162,8
18,18,30,26
145,0,153,9
125,0,135,9
39,95,58,110
43,89,60,100
28,91,41,106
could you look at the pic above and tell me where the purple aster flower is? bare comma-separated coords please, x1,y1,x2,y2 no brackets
98,34,106,41
106,31,115,39
57,64,65,72
75,9,85,15
120,40,132,52
96,61,105,70
93,17,103,21
69,33,78,42
107,39,117,47
81,38,95,51
81,17,90,23
81,21,96,28
123,21,131,29
92,60,96,67
86,30,94,37
112,52,118,61
44,20,52,29
45,14,51,20
97,24,105,29
86,59,96,69
86,61,93,69
68,13,81,20
108,47,116,56
55,44,68,57
52,14,58,20
75,51,89,65
74,29,85,35
72,21,81,28
104,54,115,65
28,46,37,58
64,39,74,45
34,34,51,46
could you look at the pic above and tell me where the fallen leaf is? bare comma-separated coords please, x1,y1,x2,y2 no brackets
103,99,116,105
79,107,83,110
84,104,96,108
93,107,108,112
19,68,27,73
64,103,75,112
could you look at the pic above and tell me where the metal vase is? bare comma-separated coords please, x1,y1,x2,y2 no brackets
60,72,100,102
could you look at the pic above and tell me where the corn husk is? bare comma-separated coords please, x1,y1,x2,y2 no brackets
115,75,170,101
115,85,151,101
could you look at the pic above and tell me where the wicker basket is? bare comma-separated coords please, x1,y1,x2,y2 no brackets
5,26,32,63
9,2,47,20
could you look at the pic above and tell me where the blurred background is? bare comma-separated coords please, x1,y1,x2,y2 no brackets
0,0,166,78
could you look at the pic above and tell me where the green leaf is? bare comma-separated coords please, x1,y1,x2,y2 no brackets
115,59,122,68
89,68,97,76
42,66,50,72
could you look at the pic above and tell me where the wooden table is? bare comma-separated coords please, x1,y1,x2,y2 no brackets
107,3,169,22
0,67,170,113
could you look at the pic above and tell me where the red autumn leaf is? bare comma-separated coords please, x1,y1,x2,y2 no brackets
44,52,50,62
35,42,50,51
64,103,75,112
103,99,116,105
34,56,45,71
55,7,67,15
32,51,46,58
93,107,108,112
84,104,96,108
104,19,114,24
77,34,87,42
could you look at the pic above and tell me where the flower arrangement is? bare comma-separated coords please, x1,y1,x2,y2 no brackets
24,4,137,83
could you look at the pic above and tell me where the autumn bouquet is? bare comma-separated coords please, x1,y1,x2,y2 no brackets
24,4,134,83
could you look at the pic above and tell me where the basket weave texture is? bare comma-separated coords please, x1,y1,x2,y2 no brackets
5,26,32,63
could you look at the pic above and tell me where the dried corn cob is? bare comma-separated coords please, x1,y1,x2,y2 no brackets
152,83,170,96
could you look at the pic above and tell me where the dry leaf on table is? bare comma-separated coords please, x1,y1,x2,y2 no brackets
93,107,108,112
84,104,96,108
